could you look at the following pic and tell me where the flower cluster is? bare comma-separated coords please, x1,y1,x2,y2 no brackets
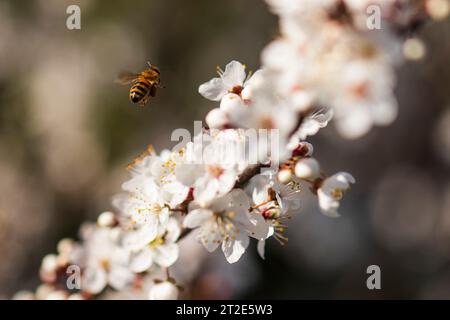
14,0,448,300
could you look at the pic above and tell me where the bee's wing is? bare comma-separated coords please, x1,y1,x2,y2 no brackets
115,71,139,85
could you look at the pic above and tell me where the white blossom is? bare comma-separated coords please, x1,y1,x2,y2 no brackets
71,226,134,295
127,218,180,273
198,60,261,102
183,189,255,263
175,130,248,206
245,175,301,258
317,172,355,218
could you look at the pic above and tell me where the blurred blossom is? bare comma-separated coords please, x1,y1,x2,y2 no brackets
403,38,427,61
371,166,440,251
426,0,450,21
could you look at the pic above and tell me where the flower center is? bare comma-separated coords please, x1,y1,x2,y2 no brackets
214,213,238,240
149,236,165,248
260,116,274,129
100,258,110,271
229,85,243,95
207,165,224,178
349,81,369,99
261,205,281,220
330,188,343,200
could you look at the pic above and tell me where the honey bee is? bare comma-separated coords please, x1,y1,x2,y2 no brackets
116,62,162,107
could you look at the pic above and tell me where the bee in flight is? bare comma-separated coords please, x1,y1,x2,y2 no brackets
116,62,162,107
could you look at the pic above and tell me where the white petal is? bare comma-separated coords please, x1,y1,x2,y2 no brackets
129,248,153,273
199,221,222,252
123,224,158,251
154,243,179,267
322,172,355,191
372,98,398,125
193,176,219,206
317,189,340,218
248,212,271,240
165,218,181,243
243,69,264,87
198,77,227,101
130,203,159,227
82,267,107,295
296,109,333,140
111,193,130,215
257,239,266,259
221,60,246,88
108,265,134,290
175,163,204,187
221,232,249,263
183,208,213,228
159,207,170,226
228,188,251,210
245,175,270,205
335,172,356,185
216,173,238,197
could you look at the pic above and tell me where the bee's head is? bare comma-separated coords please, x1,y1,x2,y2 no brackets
147,61,160,75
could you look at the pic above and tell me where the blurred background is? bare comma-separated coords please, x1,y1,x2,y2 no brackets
0,0,449,299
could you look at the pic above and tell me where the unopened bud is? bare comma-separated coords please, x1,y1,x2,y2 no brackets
292,142,314,157
262,206,281,220
149,281,179,300
403,38,426,61
295,158,320,179
97,211,116,227
206,108,228,128
41,254,59,273
220,93,245,113
57,238,75,255
426,0,450,20
277,169,293,184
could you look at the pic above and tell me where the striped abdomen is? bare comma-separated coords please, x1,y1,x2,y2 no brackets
129,78,153,103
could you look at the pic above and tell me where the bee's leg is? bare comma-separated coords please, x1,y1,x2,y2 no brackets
139,94,150,107
156,80,164,89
